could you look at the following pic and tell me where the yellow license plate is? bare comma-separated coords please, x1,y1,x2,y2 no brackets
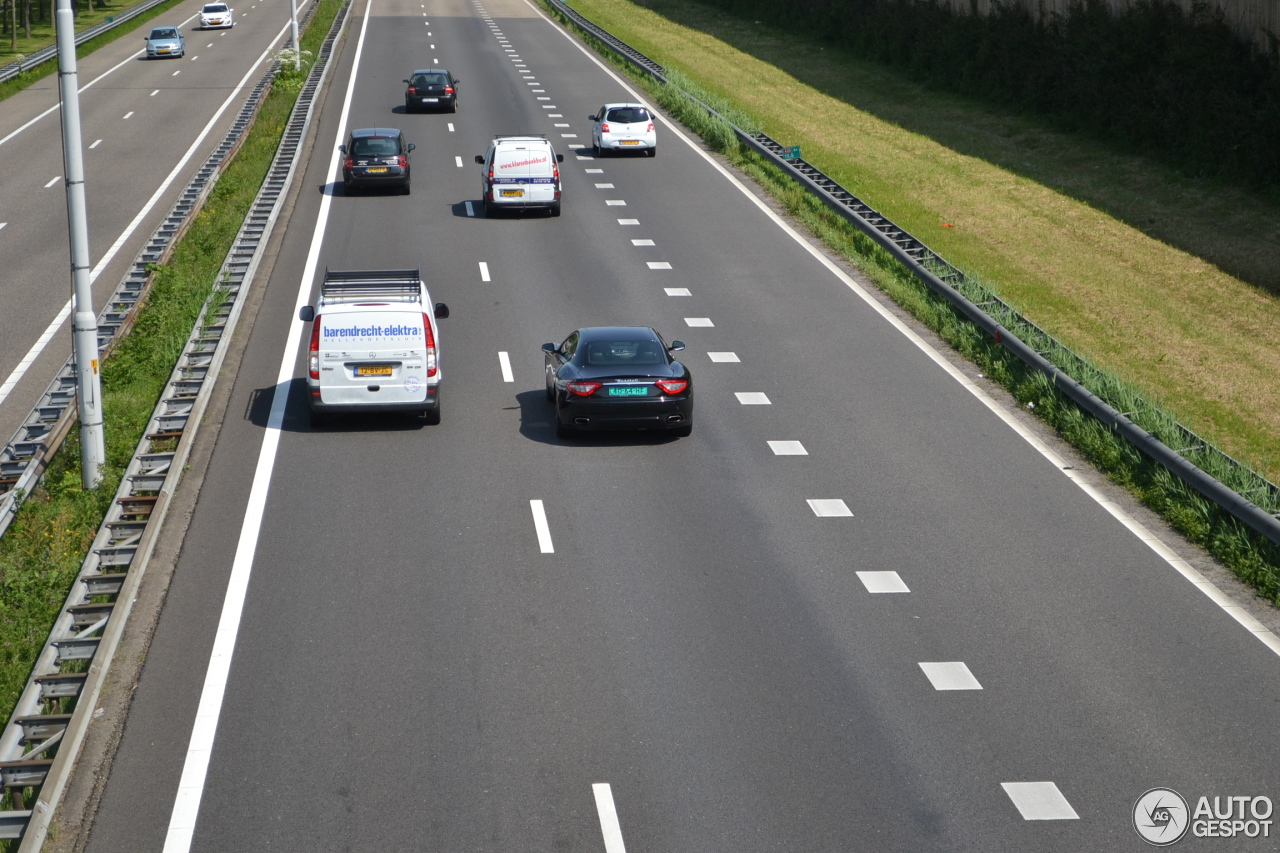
356,365,393,376
501,189,524,197
620,140,639,145
366,167,388,174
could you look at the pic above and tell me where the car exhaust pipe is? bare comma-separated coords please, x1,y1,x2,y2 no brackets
574,418,591,426
667,414,683,423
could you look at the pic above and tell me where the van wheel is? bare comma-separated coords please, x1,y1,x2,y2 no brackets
483,199,495,217
549,202,561,217
309,409,329,429
423,406,440,425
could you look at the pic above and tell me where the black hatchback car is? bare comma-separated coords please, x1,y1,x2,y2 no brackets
543,327,692,438
340,128,414,194
404,69,459,112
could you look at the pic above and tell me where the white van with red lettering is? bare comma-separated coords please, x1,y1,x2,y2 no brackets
298,268,449,427
475,135,565,217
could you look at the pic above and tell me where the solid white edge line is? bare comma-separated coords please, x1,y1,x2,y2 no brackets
526,0,1280,659
530,500,554,553
160,4,374,850
498,351,514,382
0,18,295,410
592,783,628,853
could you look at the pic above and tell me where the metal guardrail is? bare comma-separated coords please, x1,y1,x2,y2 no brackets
546,0,1280,547
0,0,347,845
0,0,175,85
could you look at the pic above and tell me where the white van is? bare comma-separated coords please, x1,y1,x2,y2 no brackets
299,268,449,427
475,135,565,216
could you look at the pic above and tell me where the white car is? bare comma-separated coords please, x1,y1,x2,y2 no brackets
589,103,656,157
199,3,233,28
475,136,564,217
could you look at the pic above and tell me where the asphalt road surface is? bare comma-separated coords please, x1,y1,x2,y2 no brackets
0,0,313,443
81,0,1280,849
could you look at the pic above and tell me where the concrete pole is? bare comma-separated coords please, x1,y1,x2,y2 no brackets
289,0,299,69
56,0,106,488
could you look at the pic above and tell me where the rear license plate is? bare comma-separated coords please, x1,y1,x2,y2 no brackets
366,167,388,174
423,97,438,102
608,386,649,397
356,366,393,376
500,189,524,198
620,140,639,145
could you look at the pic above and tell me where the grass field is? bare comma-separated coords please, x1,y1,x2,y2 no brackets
0,0,345,814
567,0,1280,483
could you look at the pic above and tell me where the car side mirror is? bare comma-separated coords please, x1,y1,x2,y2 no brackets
338,144,347,154
403,79,409,83
556,154,564,163
434,302,449,319
668,340,685,352
474,155,484,165
407,143,416,151
541,343,557,354
453,79,460,84
589,115,597,121
298,305,314,322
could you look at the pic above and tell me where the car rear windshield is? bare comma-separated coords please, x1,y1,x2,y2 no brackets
412,73,449,86
202,4,227,12
150,28,178,38
584,339,665,366
606,107,649,124
351,137,400,156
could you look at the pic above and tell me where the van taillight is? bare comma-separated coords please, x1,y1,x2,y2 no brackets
423,313,437,377
308,319,321,380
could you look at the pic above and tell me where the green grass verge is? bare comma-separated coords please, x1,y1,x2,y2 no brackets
0,0,192,104
0,0,344,824
542,1,1280,602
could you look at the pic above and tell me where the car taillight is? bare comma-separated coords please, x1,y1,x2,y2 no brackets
647,122,654,133
397,155,407,167
423,314,437,377
344,157,353,169
445,85,453,94
407,86,416,94
567,381,601,397
308,319,321,379
600,123,610,133
655,378,688,395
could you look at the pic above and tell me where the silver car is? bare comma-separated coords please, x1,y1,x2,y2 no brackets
145,26,185,59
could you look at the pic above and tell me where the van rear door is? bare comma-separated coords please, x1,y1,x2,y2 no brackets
317,310,428,405
492,145,554,202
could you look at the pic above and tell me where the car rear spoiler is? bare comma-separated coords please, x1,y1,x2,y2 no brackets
320,267,423,303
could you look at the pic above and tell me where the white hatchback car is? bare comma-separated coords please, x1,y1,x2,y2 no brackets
199,2,233,28
589,103,656,157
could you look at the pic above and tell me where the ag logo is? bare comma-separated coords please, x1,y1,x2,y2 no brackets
1134,788,1190,846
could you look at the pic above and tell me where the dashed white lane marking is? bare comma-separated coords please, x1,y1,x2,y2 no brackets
708,352,739,362
191,55,199,60
448,123,455,131
857,571,910,593
549,113,563,117
768,440,807,456
1001,782,1079,820
455,156,463,167
430,43,435,48
150,89,160,96
479,261,491,281
44,176,61,188
592,783,628,853
530,500,554,553
684,317,712,326
595,182,614,188
605,199,626,206
537,96,550,100
206,42,213,47
647,261,672,270
807,499,853,517
617,218,638,224
434,57,439,63
465,201,475,217
498,351,514,382
665,287,691,296
172,69,181,76
123,111,134,119
631,238,654,245
89,139,102,149
736,392,771,405
568,143,584,149
918,662,981,690
555,123,570,127
577,155,594,160
542,104,557,109
0,222,6,230
160,8,374,851
585,168,603,173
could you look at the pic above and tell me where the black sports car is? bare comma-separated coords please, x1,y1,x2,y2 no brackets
542,326,693,438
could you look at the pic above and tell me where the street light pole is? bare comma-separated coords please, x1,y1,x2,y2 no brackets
56,0,106,488
289,0,300,69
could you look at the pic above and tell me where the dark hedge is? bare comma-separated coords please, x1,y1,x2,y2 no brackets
695,0,1280,188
